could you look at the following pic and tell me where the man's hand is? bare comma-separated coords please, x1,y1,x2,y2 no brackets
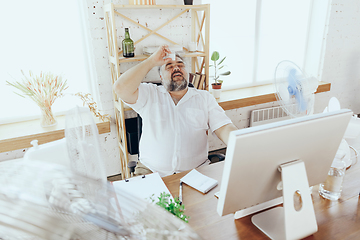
148,45,173,68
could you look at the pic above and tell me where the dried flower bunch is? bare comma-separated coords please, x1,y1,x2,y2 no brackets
75,92,111,122
6,70,68,126
7,70,109,124
6,70,68,108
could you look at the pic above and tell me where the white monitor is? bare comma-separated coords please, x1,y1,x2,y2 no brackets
217,109,352,239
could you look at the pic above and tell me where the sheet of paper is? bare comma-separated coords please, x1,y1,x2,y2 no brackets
112,172,173,203
110,172,174,221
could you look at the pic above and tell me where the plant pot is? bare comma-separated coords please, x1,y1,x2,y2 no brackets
211,83,222,99
211,83,222,89
184,0,193,5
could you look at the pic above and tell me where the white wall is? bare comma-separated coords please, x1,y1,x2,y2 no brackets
1,0,359,177
320,1,360,112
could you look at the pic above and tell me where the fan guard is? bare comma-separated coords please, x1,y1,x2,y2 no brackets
274,60,319,118
0,160,201,240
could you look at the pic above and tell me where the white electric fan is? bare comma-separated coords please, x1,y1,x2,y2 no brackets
274,61,358,167
2,106,201,239
0,160,201,239
274,60,319,118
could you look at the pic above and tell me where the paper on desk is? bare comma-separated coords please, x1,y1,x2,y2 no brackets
112,172,173,203
180,169,218,194
110,172,174,221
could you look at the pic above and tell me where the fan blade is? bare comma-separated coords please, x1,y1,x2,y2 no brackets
287,68,308,113
287,68,298,96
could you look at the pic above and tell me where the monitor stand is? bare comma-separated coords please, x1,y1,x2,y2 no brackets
251,160,318,240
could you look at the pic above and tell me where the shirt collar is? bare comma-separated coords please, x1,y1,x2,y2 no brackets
159,86,199,105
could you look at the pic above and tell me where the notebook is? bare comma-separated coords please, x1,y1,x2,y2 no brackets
180,169,218,194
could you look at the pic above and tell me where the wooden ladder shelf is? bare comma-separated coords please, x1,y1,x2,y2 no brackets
104,3,210,179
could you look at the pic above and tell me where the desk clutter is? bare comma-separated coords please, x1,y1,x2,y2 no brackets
113,172,192,223
112,170,218,224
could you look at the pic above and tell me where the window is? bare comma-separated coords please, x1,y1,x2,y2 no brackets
202,0,329,91
0,0,93,124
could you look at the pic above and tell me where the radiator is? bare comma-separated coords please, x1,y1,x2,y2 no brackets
250,106,292,127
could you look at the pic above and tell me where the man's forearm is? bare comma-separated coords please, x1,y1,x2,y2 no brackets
214,123,238,145
113,58,156,104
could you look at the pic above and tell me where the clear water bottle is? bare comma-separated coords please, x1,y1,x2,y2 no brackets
319,150,346,201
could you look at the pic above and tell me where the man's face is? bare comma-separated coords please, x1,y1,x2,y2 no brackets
160,57,188,92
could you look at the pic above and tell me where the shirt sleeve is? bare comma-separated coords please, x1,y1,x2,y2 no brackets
207,93,233,133
123,83,150,113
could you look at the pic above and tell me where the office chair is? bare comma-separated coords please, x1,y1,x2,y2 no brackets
208,153,226,163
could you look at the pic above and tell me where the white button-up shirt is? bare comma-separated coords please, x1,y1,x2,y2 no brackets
126,83,232,177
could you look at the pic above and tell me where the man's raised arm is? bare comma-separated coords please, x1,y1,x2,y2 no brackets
113,45,172,104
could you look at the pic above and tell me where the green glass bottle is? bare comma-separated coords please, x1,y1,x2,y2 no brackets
122,28,134,58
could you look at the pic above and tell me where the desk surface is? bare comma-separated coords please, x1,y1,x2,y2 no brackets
162,161,360,240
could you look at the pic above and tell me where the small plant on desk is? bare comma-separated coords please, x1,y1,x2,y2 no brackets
209,51,231,89
151,192,189,223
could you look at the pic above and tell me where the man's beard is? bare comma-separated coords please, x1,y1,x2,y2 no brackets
163,72,188,92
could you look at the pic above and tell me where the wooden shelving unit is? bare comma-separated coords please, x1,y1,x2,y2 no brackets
104,3,210,179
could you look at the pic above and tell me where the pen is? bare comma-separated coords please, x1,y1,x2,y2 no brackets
179,181,183,205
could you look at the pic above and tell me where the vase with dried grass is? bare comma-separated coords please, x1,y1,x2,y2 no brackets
6,70,68,128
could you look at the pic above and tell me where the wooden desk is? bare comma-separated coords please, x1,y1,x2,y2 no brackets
162,161,360,240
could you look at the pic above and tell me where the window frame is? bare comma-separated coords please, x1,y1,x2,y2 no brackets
0,0,99,125
205,0,331,92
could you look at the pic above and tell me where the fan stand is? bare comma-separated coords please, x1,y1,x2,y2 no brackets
251,160,318,240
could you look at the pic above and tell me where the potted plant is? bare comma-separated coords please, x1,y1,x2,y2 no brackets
210,51,231,98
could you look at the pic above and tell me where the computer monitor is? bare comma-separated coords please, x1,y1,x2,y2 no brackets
217,109,352,239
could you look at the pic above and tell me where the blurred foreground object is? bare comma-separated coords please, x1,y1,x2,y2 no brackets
0,160,201,239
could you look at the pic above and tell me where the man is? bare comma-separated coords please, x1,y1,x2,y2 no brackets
113,45,237,177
